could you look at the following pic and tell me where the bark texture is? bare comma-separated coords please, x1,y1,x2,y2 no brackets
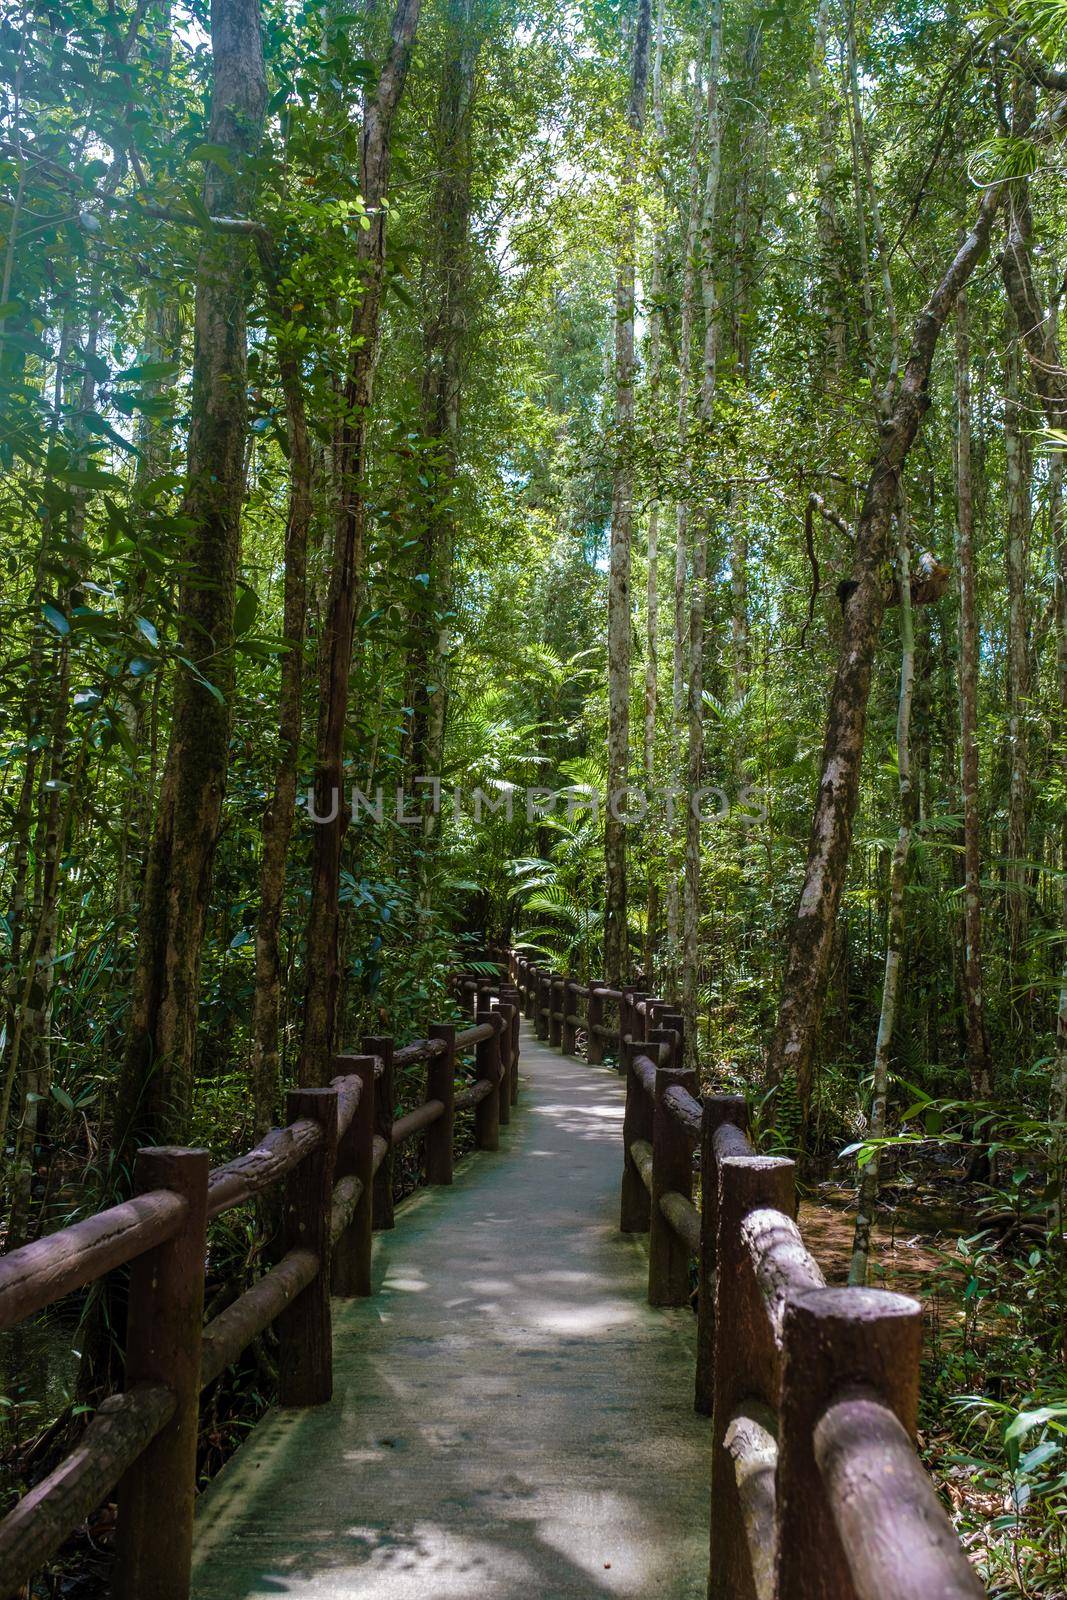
301,0,422,1079
116,0,267,1147
766,182,1001,1127
954,292,993,1094
604,0,652,986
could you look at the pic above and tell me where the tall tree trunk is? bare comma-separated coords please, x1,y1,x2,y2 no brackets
727,24,760,697
603,0,652,986
115,0,267,1148
1003,331,1031,977
681,1,723,1069
1000,170,1067,1217
300,0,422,1077
849,497,915,1283
666,43,706,1001
407,0,479,910
954,290,993,1094
810,0,846,376
765,182,1001,1129
251,239,314,1135
643,0,666,981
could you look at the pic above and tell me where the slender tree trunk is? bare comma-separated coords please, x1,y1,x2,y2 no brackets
954,291,993,1094
766,182,1001,1128
681,2,723,1069
1003,331,1031,976
666,44,706,1001
300,0,422,1077
999,171,1067,1219
604,0,652,986
115,0,267,1148
727,24,759,697
643,0,666,981
850,497,915,1283
251,241,314,1134
811,0,846,376
407,0,479,910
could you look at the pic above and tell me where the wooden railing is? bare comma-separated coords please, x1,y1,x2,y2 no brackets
0,984,521,1600
509,950,985,1600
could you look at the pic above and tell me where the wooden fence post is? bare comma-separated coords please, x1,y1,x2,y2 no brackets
426,1023,456,1185
364,1033,394,1230
776,1286,923,1600
493,1008,511,1127
620,1038,654,1233
112,1147,209,1600
587,981,605,1064
560,979,577,1054
332,1054,375,1296
619,986,635,1054
500,985,521,1103
522,960,536,1020
662,1009,684,1062
709,1153,796,1600
627,988,647,1052
278,1086,338,1406
695,1094,749,1416
549,973,564,1048
535,970,550,1040
475,1007,501,1151
649,1050,699,1307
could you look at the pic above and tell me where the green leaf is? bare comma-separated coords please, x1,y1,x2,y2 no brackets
234,584,259,636
135,616,160,648
1005,1407,1067,1444
118,359,180,383
188,143,236,174
42,603,69,636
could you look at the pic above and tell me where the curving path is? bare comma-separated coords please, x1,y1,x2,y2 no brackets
191,1022,710,1599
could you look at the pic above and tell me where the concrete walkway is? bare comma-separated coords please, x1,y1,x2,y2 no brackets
191,1023,710,1599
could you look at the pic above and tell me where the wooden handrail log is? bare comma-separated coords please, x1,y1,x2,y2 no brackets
724,1402,778,1600
393,1036,449,1070
629,1138,654,1193
206,1118,323,1220
331,1074,363,1139
590,1021,616,1039
713,1120,754,1162
372,1134,389,1174
814,1390,985,1600
658,1190,701,1254
592,984,623,1002
391,1098,445,1145
455,1020,494,1050
632,1052,658,1097
0,1191,187,1329
329,1174,364,1249
0,1383,175,1596
663,1082,701,1141
455,1077,494,1110
741,1206,826,1346
200,1248,320,1390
